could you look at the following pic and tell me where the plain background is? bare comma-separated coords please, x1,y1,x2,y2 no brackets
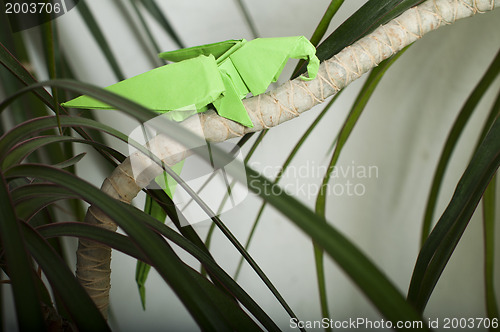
3,0,500,331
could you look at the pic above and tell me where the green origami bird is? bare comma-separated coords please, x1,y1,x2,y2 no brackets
62,36,319,128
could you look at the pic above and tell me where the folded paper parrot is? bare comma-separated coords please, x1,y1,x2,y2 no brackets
62,36,320,128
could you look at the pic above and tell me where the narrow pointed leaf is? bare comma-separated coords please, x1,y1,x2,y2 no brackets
317,0,424,61
295,0,425,76
11,184,77,221
235,95,340,279
2,135,116,169
245,166,428,328
421,48,500,244
234,0,259,38
76,1,125,80
4,164,252,331
19,223,110,331
482,175,499,320
292,0,344,77
0,174,46,331
0,41,57,112
112,0,161,67
136,194,166,310
408,116,500,311
1,79,425,326
0,79,301,327
0,117,127,162
139,0,185,48
313,48,409,325
478,90,500,321
0,41,119,166
38,220,280,331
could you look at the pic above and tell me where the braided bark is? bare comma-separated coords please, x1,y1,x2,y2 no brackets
75,0,500,317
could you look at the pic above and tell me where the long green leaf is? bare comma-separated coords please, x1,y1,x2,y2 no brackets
420,48,500,245
2,135,118,170
313,47,409,327
0,174,46,331
128,0,165,65
76,0,125,81
0,11,46,134
234,95,341,279
20,223,110,331
1,79,302,327
11,183,77,221
112,0,161,68
234,0,259,38
478,90,500,323
37,222,146,261
0,41,118,165
139,0,185,48
292,0,344,77
2,79,427,326
40,219,280,331
408,116,500,312
0,41,57,112
245,166,428,328
5,164,252,331
295,0,425,76
482,174,499,322
136,193,167,310
317,0,424,61
310,0,345,47
40,19,62,134
38,217,255,329
15,192,75,223
52,152,86,169
0,117,128,162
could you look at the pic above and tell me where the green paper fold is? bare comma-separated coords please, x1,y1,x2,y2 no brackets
62,36,319,128
62,55,224,113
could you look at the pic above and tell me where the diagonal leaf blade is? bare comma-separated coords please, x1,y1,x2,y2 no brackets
295,0,425,76
139,0,185,49
482,174,499,321
4,164,253,331
3,78,427,327
20,223,110,331
38,219,281,332
313,46,410,326
0,41,57,112
245,166,428,329
0,174,46,331
420,48,500,245
75,1,125,81
408,116,500,311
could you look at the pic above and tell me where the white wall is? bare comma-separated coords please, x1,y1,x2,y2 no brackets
6,1,500,331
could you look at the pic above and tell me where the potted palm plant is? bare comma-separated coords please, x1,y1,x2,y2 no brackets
1,0,499,330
